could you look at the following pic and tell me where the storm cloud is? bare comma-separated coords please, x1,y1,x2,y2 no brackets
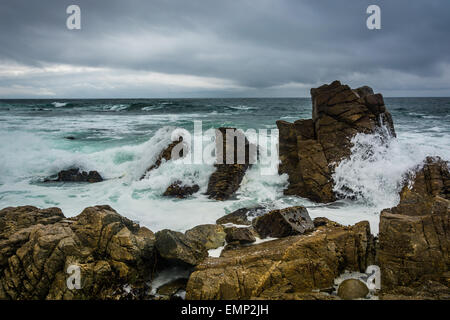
0,0,449,97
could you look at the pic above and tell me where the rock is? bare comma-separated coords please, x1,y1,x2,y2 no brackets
155,229,208,267
252,206,314,239
64,136,76,140
47,168,103,183
337,279,369,300
224,227,256,244
163,181,200,198
380,280,450,300
378,156,450,295
206,128,257,201
185,224,226,250
141,136,186,179
277,81,396,203
216,206,266,226
186,220,375,299
156,278,188,299
0,205,156,300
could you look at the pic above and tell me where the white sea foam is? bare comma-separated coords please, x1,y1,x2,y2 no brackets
51,102,68,108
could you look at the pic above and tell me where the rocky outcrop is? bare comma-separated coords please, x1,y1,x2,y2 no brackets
206,128,257,201
155,230,208,267
0,205,156,300
46,168,103,183
252,206,314,239
378,157,450,297
163,181,200,199
185,224,226,250
141,136,185,179
277,80,396,203
186,219,375,300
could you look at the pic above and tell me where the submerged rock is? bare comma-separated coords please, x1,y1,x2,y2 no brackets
0,205,156,300
186,219,375,300
163,181,200,199
378,156,450,296
337,279,369,300
277,80,396,203
185,224,226,250
206,128,257,201
155,229,208,267
253,206,314,239
46,168,103,183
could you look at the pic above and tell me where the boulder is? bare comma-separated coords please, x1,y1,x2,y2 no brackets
216,206,266,226
156,278,188,300
46,168,103,183
141,136,186,179
0,205,156,300
155,229,208,267
206,128,257,201
378,156,450,295
337,279,369,300
252,206,314,239
163,181,200,199
185,224,226,250
224,227,256,245
186,220,375,299
277,81,396,203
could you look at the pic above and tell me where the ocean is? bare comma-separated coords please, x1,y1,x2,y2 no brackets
0,98,449,234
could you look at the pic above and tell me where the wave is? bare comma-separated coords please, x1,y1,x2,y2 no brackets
51,102,68,108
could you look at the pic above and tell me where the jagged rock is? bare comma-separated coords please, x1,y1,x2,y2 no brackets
141,136,186,179
46,168,103,183
155,229,208,267
0,205,156,300
186,220,375,300
337,279,369,300
163,181,199,199
277,81,396,203
206,128,257,201
378,156,450,296
224,227,256,244
185,224,226,250
252,206,314,239
216,206,266,226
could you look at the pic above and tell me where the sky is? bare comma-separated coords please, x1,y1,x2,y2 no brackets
0,0,449,98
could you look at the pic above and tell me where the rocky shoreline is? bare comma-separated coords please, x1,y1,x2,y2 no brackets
0,81,448,300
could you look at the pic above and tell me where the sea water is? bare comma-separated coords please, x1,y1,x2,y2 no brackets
0,98,449,234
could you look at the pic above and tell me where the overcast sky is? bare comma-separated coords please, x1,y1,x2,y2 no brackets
0,0,449,98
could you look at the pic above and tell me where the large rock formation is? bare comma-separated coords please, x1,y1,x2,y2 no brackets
277,80,396,203
0,205,156,300
186,219,375,299
206,128,257,200
378,157,450,298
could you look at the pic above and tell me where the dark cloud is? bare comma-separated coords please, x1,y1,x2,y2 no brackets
0,0,449,97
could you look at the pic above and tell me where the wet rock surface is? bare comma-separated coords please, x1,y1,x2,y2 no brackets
277,80,396,203
0,205,155,300
378,156,450,297
224,227,256,244
216,206,266,226
253,206,314,238
155,229,208,267
184,224,226,250
186,220,375,300
206,128,257,201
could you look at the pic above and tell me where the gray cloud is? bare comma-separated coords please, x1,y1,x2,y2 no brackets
0,0,449,97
